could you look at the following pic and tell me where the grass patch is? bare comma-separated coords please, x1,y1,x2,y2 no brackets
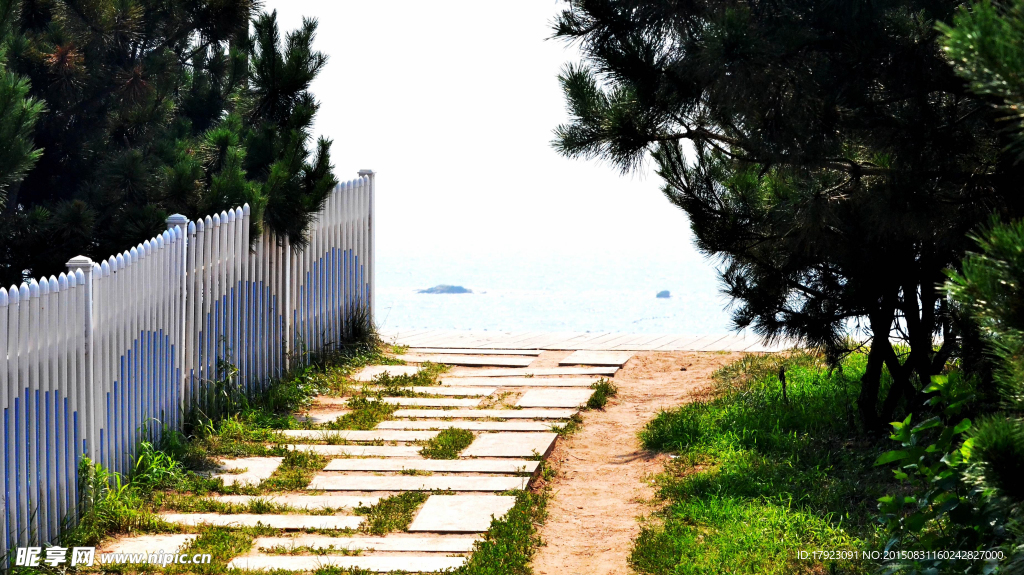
631,350,892,575
587,378,618,410
452,490,547,575
260,449,329,492
355,492,428,535
324,396,398,430
419,428,475,459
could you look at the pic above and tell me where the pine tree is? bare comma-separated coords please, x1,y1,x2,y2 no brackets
941,3,1024,566
0,1,337,285
0,0,43,282
552,0,1024,426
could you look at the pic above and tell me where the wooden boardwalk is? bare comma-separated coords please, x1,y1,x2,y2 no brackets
380,329,795,353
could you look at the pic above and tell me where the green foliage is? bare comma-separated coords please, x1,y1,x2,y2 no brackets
873,375,997,573
586,378,617,409
0,3,338,285
354,492,428,536
941,0,1024,161
65,458,166,547
552,0,1023,427
452,490,547,575
632,352,890,574
420,428,474,459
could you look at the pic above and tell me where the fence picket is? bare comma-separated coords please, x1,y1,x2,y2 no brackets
1,173,374,547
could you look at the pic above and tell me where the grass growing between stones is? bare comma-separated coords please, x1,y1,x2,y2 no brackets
551,413,584,436
452,490,548,575
323,396,399,430
630,351,894,575
587,379,618,409
354,492,429,535
419,428,475,459
259,450,329,492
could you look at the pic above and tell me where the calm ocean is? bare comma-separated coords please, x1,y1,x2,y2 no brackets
376,251,735,335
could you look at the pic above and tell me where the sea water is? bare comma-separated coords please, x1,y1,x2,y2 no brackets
376,250,735,335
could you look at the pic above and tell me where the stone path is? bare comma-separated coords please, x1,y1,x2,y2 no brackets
100,348,629,572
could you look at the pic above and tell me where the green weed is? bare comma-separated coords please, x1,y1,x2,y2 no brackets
587,379,618,409
354,492,428,535
325,396,397,430
452,490,547,575
419,428,475,459
260,449,329,492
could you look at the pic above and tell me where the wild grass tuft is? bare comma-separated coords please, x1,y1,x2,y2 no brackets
419,428,475,459
630,350,890,574
452,490,547,575
587,378,618,409
325,396,398,430
355,492,428,535
260,449,329,492
551,413,584,436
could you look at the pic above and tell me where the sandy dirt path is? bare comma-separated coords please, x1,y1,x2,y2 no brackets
531,351,741,575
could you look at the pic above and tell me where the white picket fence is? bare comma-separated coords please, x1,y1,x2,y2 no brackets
0,171,375,554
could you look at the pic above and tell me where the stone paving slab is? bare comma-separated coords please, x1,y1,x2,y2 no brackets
440,377,597,387
376,420,557,431
558,350,635,367
352,365,422,381
101,534,197,555
252,535,480,552
284,444,422,457
392,408,576,419
308,474,528,492
214,457,283,487
312,397,483,407
279,429,439,442
408,495,517,533
406,386,497,396
408,348,542,356
297,410,350,424
228,555,467,572
461,432,558,458
445,367,618,377
211,495,381,509
160,513,363,530
516,388,594,408
384,397,483,407
323,458,539,474
324,386,496,397
396,354,535,367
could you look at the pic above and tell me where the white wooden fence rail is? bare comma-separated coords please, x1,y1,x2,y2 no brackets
0,171,375,554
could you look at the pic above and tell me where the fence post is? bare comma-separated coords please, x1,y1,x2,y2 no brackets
66,256,95,458
283,234,291,372
357,169,375,327
166,214,188,430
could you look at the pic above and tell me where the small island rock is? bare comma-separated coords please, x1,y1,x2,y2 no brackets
656,290,671,299
418,285,473,294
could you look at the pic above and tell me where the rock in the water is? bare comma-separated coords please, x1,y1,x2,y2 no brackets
656,290,671,298
419,284,473,294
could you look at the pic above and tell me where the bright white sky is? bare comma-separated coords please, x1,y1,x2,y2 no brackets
264,1,711,265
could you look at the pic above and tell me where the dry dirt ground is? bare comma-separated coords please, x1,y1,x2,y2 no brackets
531,351,742,575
